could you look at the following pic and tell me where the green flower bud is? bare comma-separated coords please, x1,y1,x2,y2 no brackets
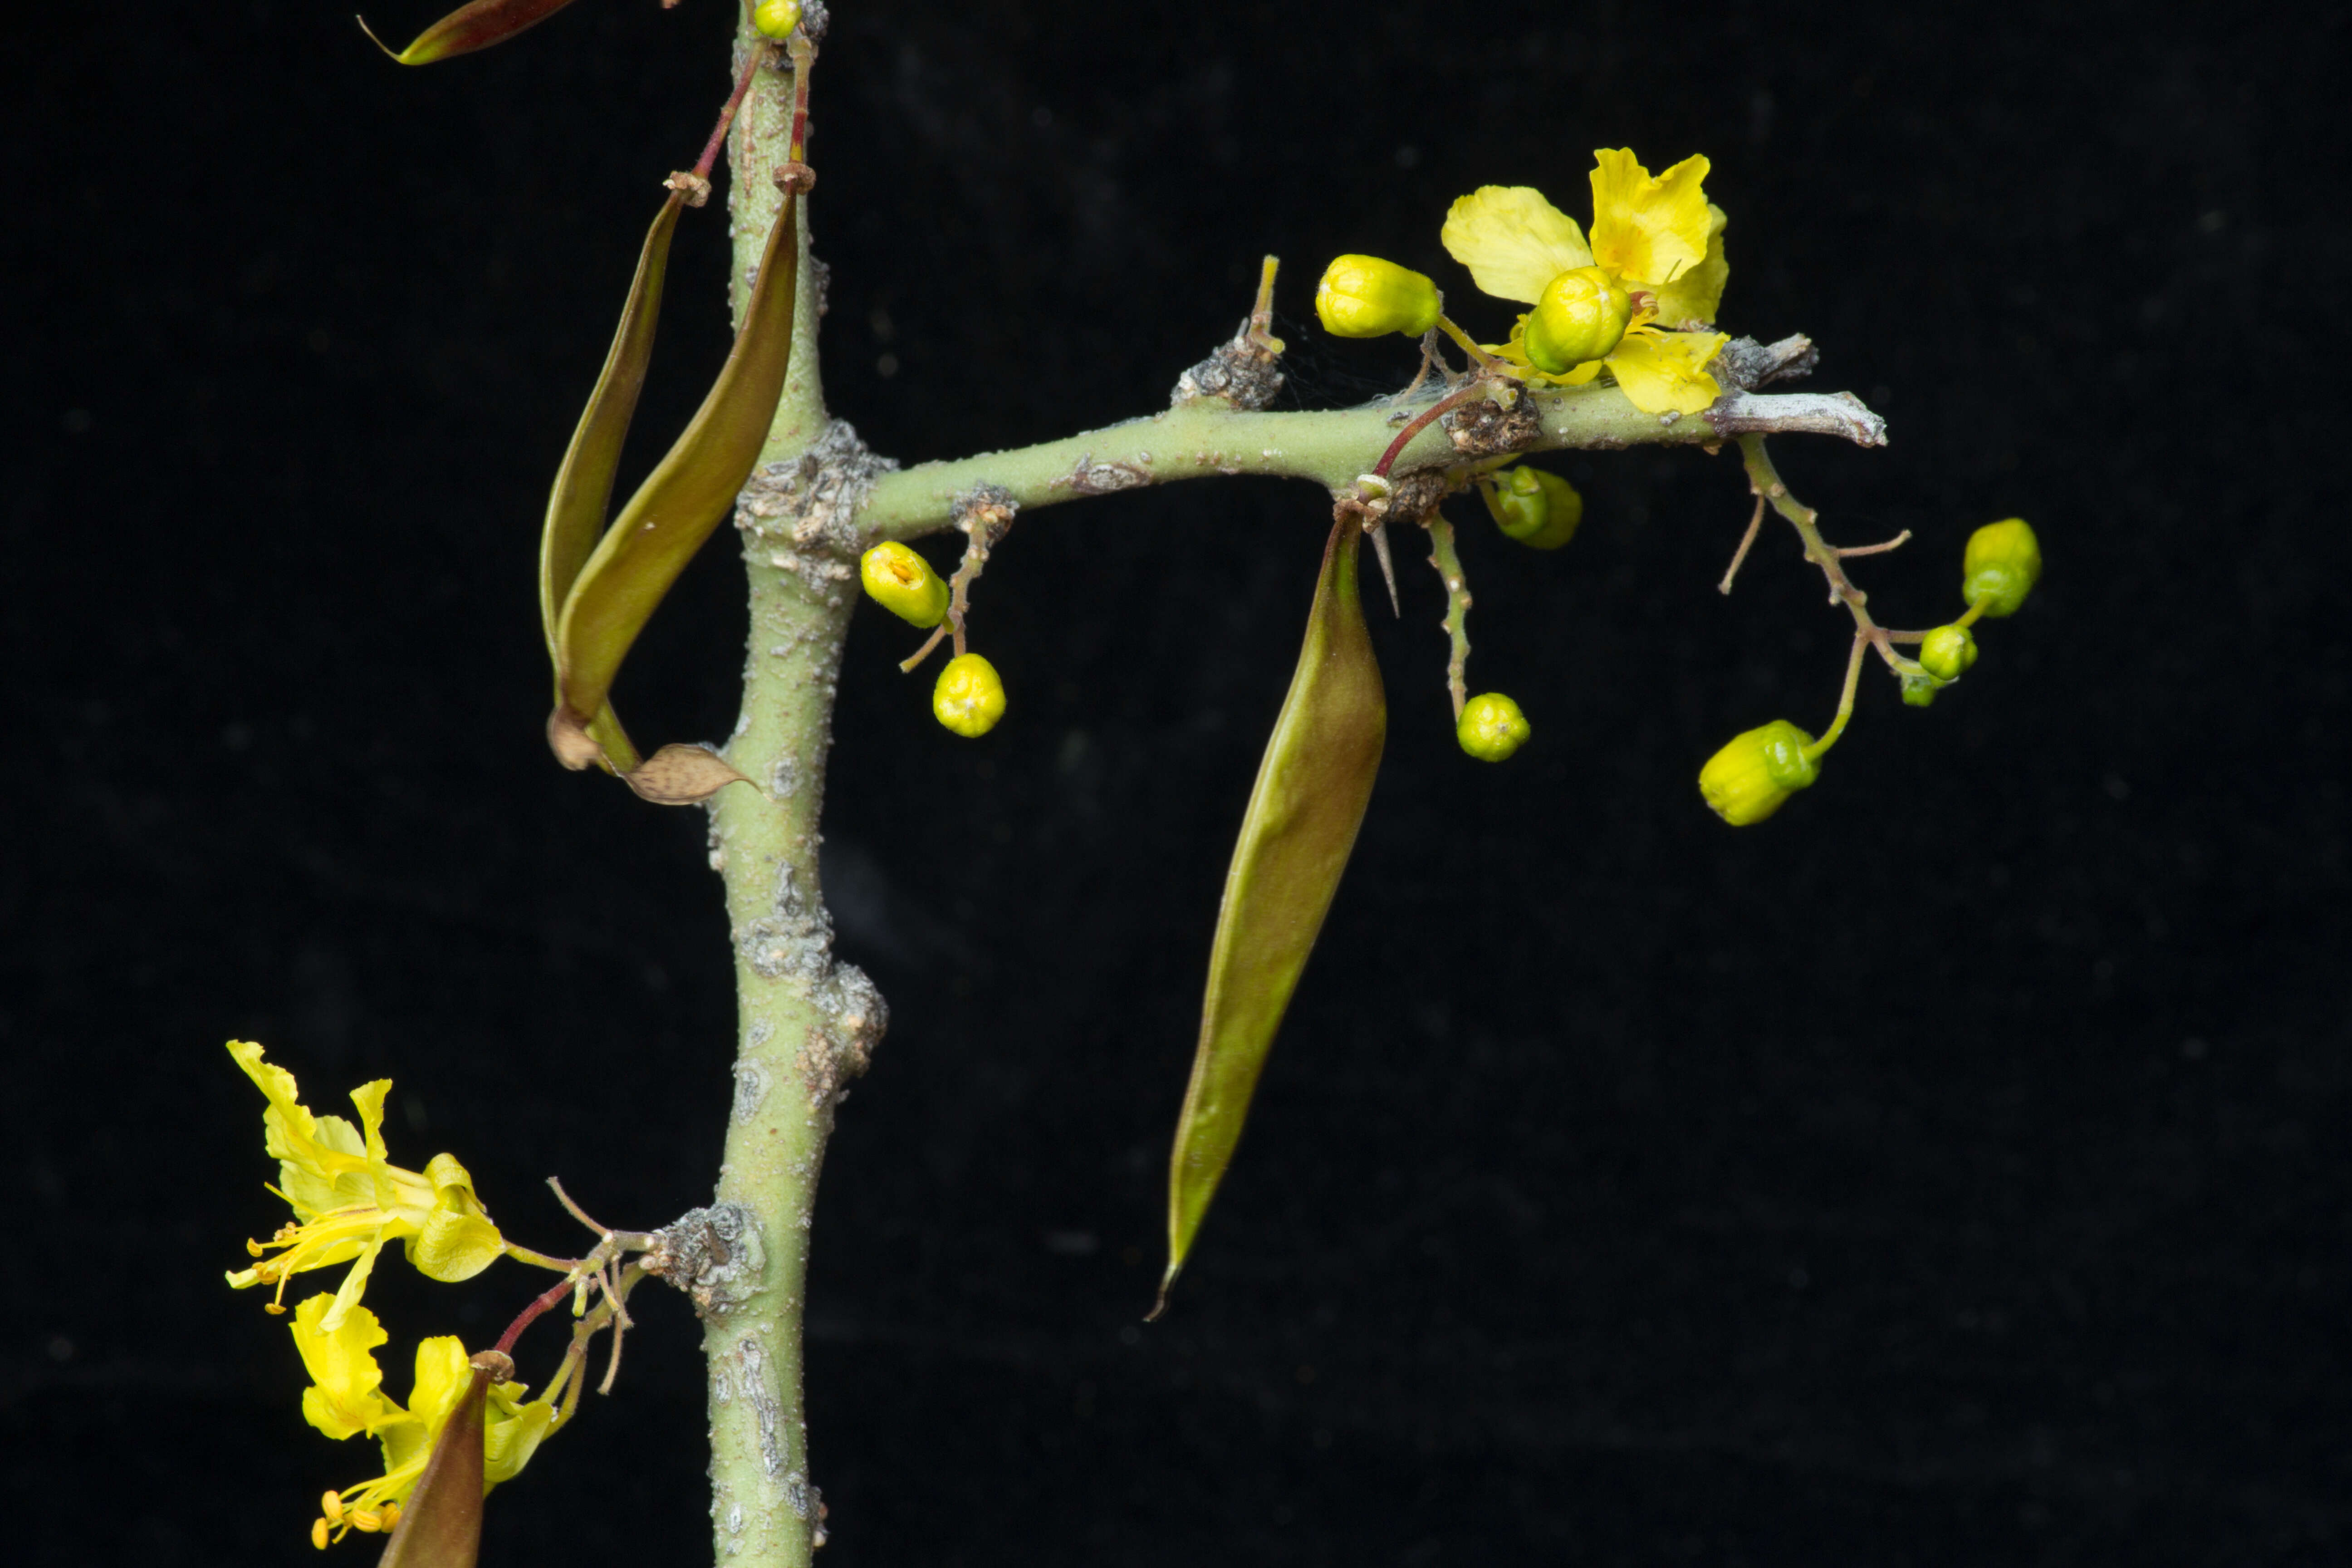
1961,517,2041,618
753,0,803,39
1314,255,1441,339
1901,673,1941,707
860,541,949,628
1522,266,1630,374
933,652,1006,738
1918,624,1979,682
1698,719,1820,826
1457,692,1532,761
1479,466,1583,550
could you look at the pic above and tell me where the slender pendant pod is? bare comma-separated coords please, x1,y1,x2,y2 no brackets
537,189,687,774
364,0,584,65
549,184,802,769
1154,518,1387,1316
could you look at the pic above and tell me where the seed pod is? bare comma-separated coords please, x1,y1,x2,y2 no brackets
1314,255,1441,339
1961,517,2042,618
538,190,688,774
1523,265,1630,374
375,1364,490,1568
933,652,1006,737
368,0,583,65
1479,466,1583,550
861,542,950,627
550,187,802,765
1918,624,1979,682
1698,718,1819,826
1157,519,1386,1315
1457,691,1532,760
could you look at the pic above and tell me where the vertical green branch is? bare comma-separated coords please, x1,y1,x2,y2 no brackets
696,21,858,1568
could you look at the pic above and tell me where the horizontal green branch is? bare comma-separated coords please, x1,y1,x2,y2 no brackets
857,338,1884,542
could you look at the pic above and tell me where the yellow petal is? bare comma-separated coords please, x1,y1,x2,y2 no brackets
1588,150,1713,289
485,1393,557,1488
348,1080,394,1164
410,1204,504,1282
291,1294,400,1440
1603,329,1728,416
1650,203,1730,328
319,1229,392,1332
1440,186,1592,304
406,1337,475,1435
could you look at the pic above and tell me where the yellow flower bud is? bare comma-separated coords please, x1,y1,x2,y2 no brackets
933,652,1006,737
1457,692,1531,761
860,542,949,627
1961,517,2041,618
1522,266,1630,374
1314,255,1441,339
1698,719,1820,826
1918,624,1978,682
1479,466,1583,550
753,0,802,39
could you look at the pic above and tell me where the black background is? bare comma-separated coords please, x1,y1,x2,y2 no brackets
6,0,2347,1563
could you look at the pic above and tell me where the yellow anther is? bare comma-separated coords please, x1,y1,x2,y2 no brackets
1313,255,1441,339
349,1509,383,1533
311,1518,330,1551
321,1491,345,1525
378,1503,401,1533
933,652,1007,738
245,1238,267,1258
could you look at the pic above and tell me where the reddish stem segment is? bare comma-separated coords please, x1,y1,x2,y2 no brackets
1372,383,1490,480
693,44,772,183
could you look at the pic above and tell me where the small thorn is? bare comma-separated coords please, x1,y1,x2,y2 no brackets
1367,521,1400,615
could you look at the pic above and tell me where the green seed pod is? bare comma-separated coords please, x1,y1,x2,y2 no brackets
1961,517,2042,618
1901,673,1941,708
1479,466,1583,550
1698,719,1820,826
1313,255,1441,339
1457,692,1532,761
860,542,949,627
752,0,801,38
933,652,1006,738
1523,265,1631,374
1918,624,1979,682
1159,519,1384,1317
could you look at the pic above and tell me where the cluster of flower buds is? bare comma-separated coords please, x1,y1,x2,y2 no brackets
1703,516,2041,824
860,542,1008,738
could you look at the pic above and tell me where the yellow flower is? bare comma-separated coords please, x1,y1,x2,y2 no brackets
290,1295,557,1547
1440,150,1732,416
225,1041,504,1328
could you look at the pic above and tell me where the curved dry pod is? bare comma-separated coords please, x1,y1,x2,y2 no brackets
375,1365,490,1568
549,187,801,769
1155,518,1387,1314
368,0,584,65
537,189,686,773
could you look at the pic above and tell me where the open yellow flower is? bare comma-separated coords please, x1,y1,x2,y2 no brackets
225,1040,504,1328
1441,149,1732,416
290,1295,557,1547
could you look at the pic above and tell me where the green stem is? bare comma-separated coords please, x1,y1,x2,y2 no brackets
695,22,853,1568
860,380,1876,544
1422,512,1473,722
